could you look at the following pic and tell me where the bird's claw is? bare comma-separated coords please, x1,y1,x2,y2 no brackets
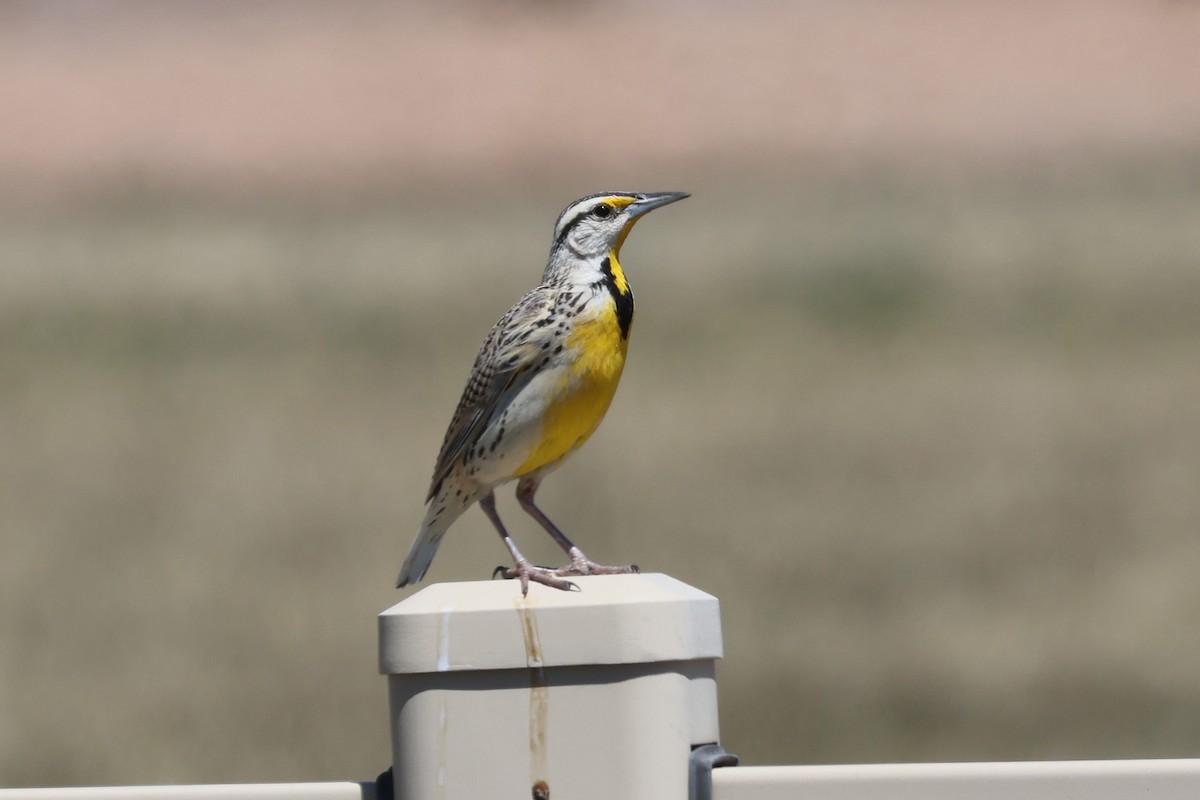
492,555,637,595
556,559,639,577
495,561,579,595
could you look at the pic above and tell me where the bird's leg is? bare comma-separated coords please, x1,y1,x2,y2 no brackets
479,491,577,595
515,476,639,578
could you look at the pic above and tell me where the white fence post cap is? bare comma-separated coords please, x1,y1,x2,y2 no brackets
378,572,722,675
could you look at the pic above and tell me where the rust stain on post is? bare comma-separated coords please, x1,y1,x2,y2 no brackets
517,597,549,786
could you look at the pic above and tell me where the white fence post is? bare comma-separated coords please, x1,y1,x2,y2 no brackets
378,572,724,800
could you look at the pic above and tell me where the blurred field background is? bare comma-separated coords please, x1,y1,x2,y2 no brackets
3,0,1200,788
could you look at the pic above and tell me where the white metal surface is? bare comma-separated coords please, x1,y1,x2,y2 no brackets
381,572,724,800
379,572,723,674
712,760,1200,800
0,782,373,800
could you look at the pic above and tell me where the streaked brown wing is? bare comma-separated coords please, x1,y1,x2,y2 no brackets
425,288,557,501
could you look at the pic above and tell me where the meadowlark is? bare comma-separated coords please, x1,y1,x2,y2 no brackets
396,191,689,594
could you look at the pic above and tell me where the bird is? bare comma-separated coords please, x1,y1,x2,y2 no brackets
396,191,689,595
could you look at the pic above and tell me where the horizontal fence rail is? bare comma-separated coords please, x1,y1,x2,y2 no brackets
712,759,1200,800
0,782,376,800
7,761,1200,800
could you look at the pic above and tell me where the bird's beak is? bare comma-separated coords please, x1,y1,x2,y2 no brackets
627,191,690,219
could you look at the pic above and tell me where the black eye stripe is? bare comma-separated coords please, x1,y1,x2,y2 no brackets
555,200,620,243
555,210,589,243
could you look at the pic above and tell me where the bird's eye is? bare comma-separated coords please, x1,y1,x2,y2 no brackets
592,203,613,219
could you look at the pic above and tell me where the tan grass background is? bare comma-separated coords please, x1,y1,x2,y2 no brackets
2,0,1200,788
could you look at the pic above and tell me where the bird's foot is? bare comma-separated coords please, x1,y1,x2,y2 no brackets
555,547,639,578
493,560,579,596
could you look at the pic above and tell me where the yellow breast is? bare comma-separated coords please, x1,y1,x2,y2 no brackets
515,296,628,476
